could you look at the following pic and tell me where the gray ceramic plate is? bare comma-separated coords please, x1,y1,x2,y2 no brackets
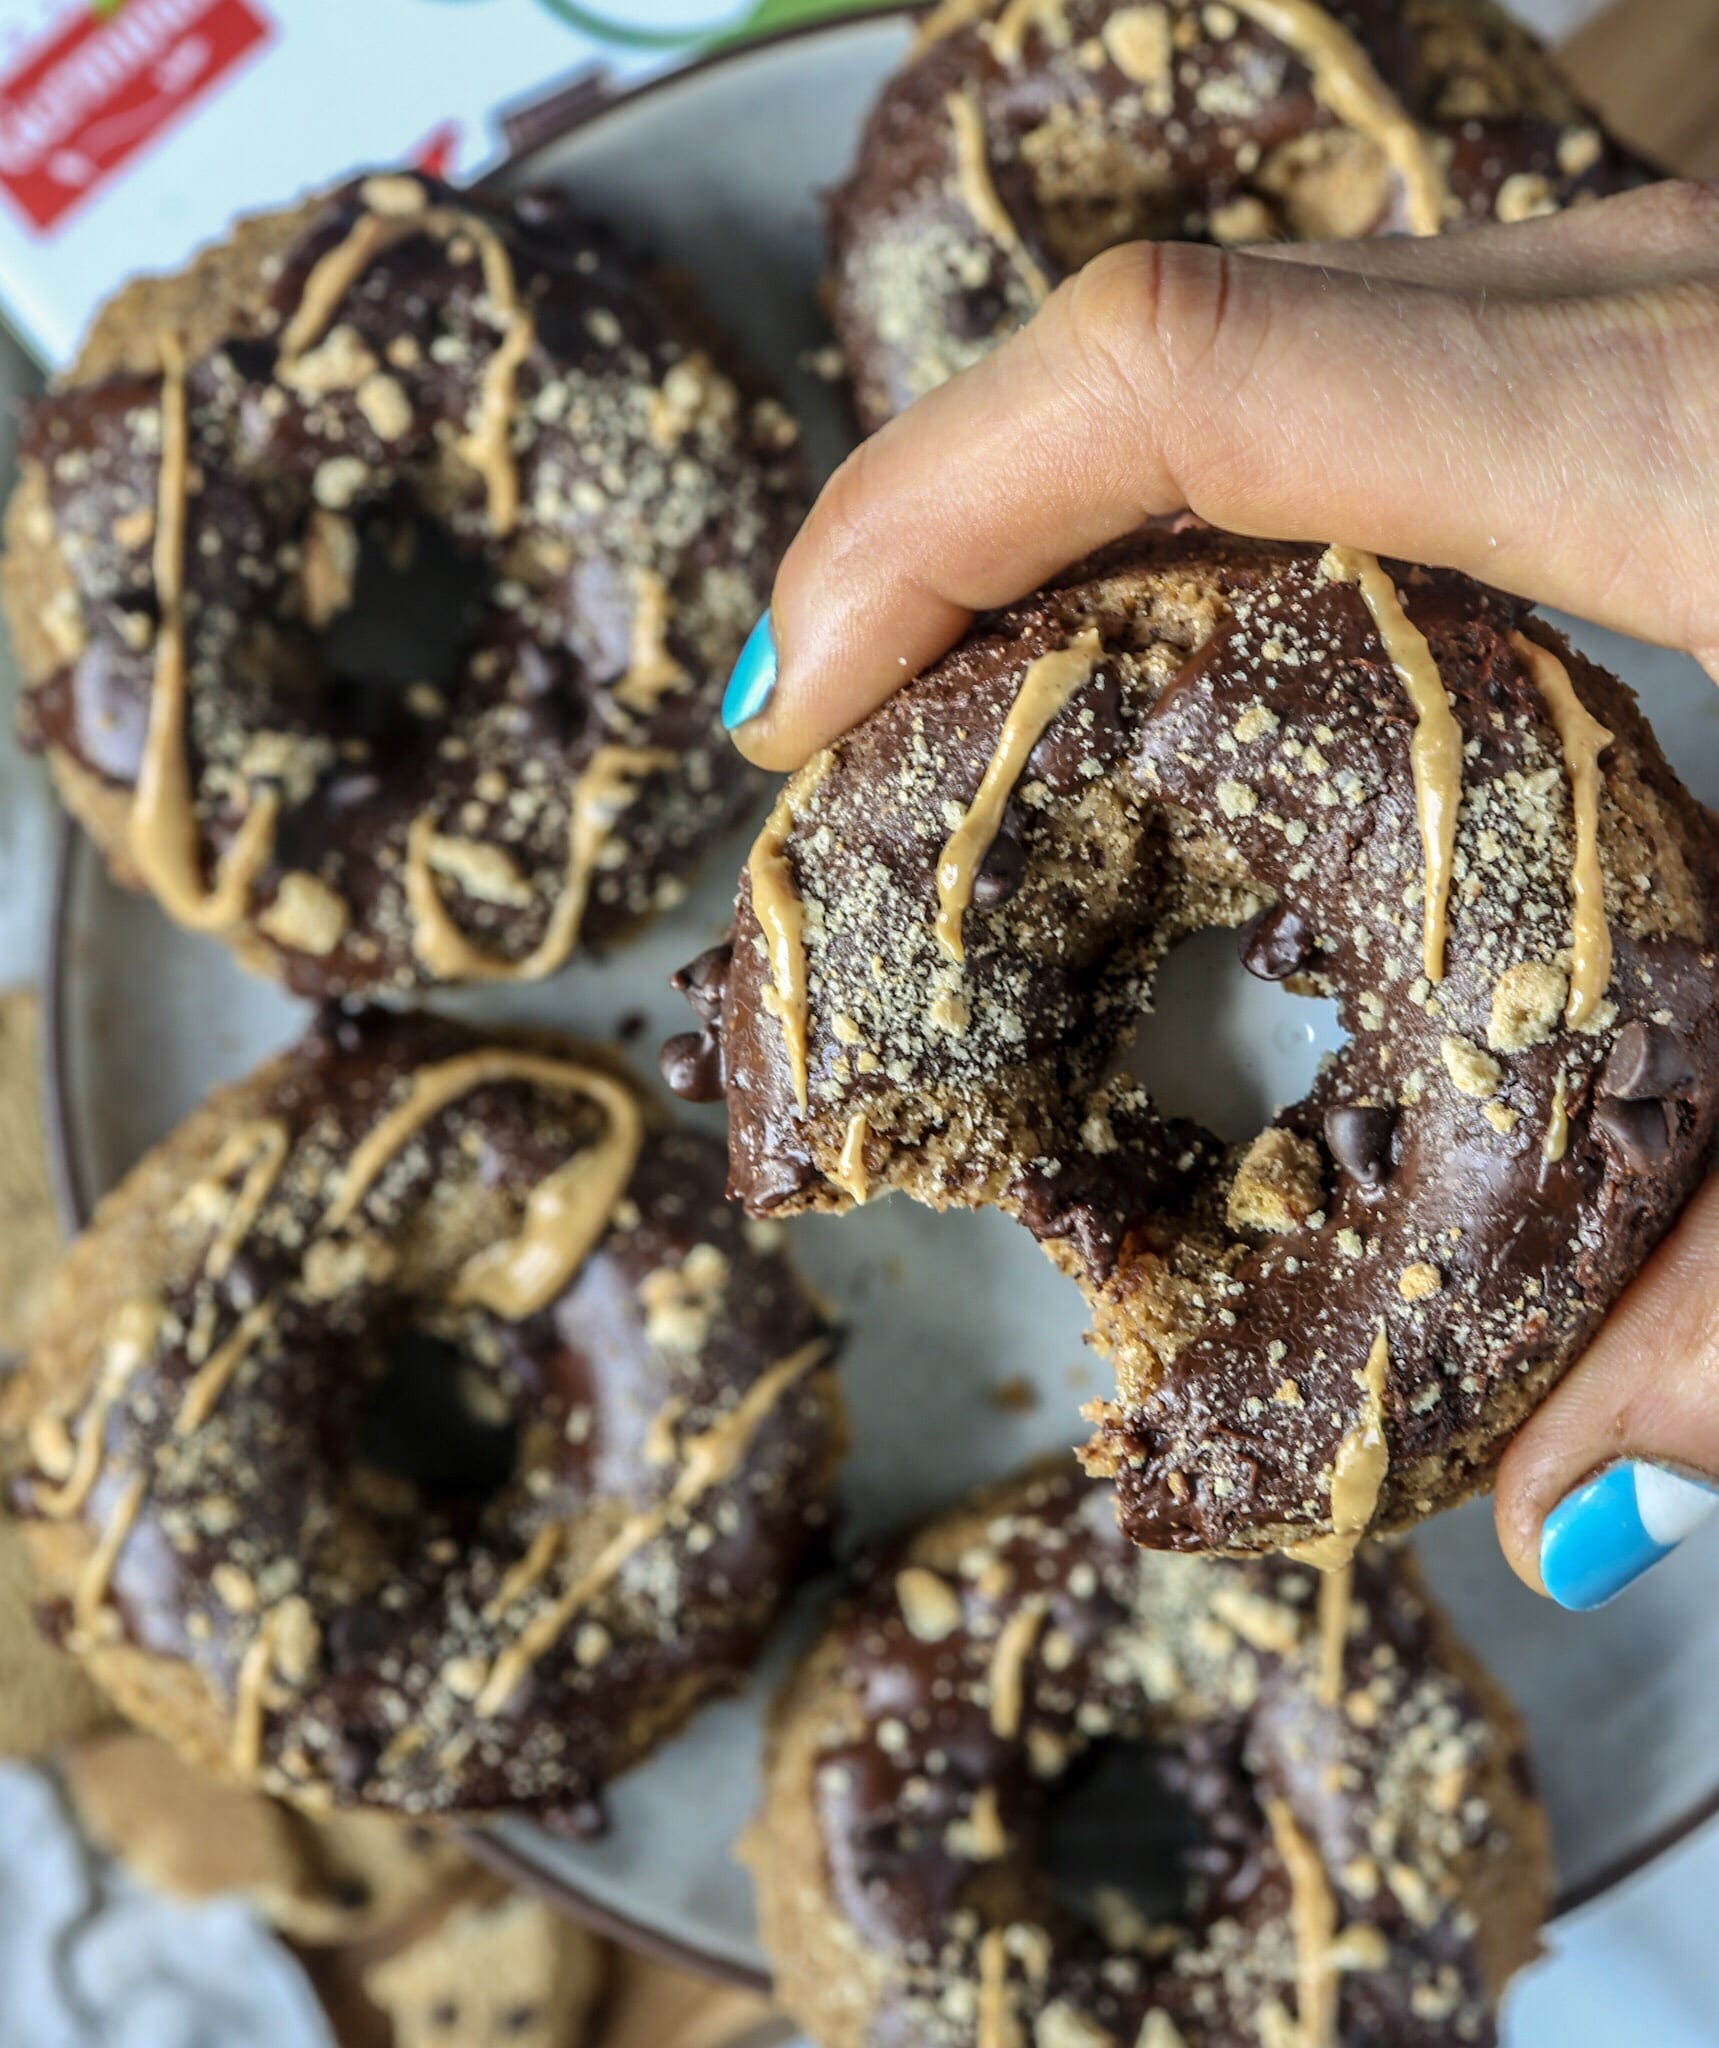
41,10,1719,1988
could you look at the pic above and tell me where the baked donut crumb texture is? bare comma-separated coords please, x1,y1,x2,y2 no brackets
5,172,805,996
754,1461,1551,2048
829,0,1656,428
7,1009,841,1821
672,527,1719,1558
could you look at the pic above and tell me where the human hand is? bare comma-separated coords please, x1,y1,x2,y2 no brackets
722,180,1719,1607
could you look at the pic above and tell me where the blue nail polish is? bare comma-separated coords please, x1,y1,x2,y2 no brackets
1540,1462,1719,1612
722,611,777,730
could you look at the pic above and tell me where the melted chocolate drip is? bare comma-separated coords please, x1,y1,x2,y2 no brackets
1324,1104,1396,1190
1593,1096,1676,1173
971,829,1027,908
1602,1020,1698,1102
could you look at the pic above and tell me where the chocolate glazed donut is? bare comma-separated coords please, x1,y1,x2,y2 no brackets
6,1010,841,1823
666,529,1719,1559
4,171,804,997
753,1462,1551,2048
829,0,1654,430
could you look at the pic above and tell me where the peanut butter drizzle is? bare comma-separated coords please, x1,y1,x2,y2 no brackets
1289,1325,1391,1572
935,628,1103,965
612,569,687,714
231,1606,284,1776
1229,0,1447,235
748,751,834,1116
202,1121,290,1281
913,0,993,54
458,303,535,538
276,196,533,535
976,1926,1021,2048
175,1302,278,1438
328,1051,645,1322
987,1596,1048,1739
151,1054,640,1437
835,1111,871,1205
405,745,674,982
474,1336,829,1715
946,87,1050,306
34,1298,162,1520
73,1472,147,1637
1265,1797,1341,2048
1512,632,1615,1028
990,0,1056,64
1316,1562,1353,1707
1544,1069,1571,1165
130,341,280,933
485,1523,563,1623
1326,548,1462,983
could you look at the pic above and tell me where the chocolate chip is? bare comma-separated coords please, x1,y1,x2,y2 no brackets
1324,1105,1396,1189
1593,1096,1675,1173
1238,904,1314,981
971,831,1027,908
660,1029,723,1103
742,1147,823,1211
1601,1021,1697,1102
1006,1173,1125,1283
1026,664,1125,793
670,942,731,1029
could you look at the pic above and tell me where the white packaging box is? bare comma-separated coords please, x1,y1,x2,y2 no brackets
0,0,763,364
0,0,1613,367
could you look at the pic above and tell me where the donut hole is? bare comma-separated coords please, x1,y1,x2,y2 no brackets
1042,1739,1218,1931
358,1326,519,1504
1118,925,1346,1145
317,509,489,698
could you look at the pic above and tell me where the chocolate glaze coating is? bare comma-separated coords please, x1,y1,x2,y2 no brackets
669,529,1719,1556
829,0,1655,430
754,1462,1551,2048
8,1011,841,1821
5,173,804,996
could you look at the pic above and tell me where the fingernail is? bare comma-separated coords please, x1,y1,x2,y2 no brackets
722,611,777,731
1540,1462,1719,1612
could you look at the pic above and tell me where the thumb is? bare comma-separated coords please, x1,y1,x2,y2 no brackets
731,182,1719,771
1495,1174,1719,1609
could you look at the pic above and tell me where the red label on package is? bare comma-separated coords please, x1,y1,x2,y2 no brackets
0,0,272,234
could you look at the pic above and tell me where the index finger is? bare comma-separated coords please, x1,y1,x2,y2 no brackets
734,183,1719,770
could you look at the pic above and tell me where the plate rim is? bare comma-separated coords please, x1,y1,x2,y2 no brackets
35,0,1719,1971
